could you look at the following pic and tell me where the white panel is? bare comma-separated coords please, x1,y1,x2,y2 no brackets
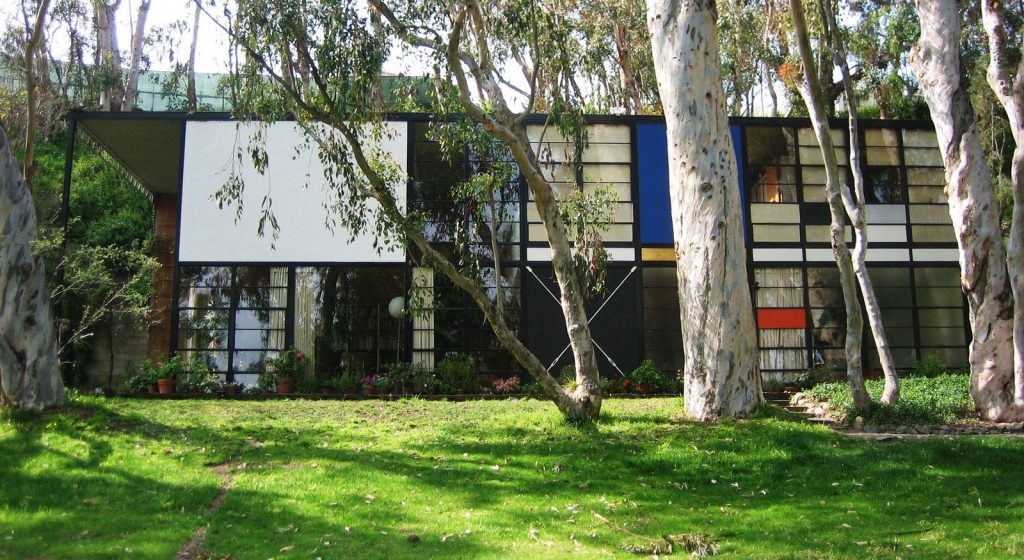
804,248,836,262
179,121,408,263
866,224,907,243
527,246,635,262
865,248,910,262
527,247,551,261
606,247,636,262
753,248,803,261
865,205,906,224
913,248,960,262
750,204,800,223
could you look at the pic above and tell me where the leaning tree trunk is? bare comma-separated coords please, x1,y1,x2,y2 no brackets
981,0,1024,413
0,125,65,411
120,0,150,112
790,0,871,409
823,3,900,405
647,0,762,420
910,0,1020,421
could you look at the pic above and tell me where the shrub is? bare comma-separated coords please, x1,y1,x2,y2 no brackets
436,353,478,393
805,373,973,425
122,359,159,392
628,360,675,393
387,362,430,391
179,359,221,394
492,375,521,394
910,352,945,378
328,370,361,393
797,365,840,388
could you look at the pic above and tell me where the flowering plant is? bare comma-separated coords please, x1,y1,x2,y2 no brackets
491,375,521,394
360,375,378,387
266,348,306,381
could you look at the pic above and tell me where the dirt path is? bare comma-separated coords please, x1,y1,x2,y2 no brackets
175,462,238,560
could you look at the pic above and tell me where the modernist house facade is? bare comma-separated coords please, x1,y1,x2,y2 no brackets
68,111,969,386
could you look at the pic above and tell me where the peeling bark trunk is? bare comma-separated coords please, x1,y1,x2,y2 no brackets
95,1,121,111
790,0,871,409
647,0,762,420
120,0,150,112
0,125,65,411
981,0,1024,413
823,4,900,405
910,0,1020,421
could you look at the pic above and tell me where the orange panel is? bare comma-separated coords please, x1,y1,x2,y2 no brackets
757,308,807,329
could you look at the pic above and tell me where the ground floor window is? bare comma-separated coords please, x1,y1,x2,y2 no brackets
176,266,288,384
642,266,683,373
293,267,406,380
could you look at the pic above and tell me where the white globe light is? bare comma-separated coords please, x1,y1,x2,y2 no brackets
388,296,406,318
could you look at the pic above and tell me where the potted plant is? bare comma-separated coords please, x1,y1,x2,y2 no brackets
123,359,159,394
222,382,242,396
265,349,306,394
360,375,378,396
373,373,393,395
437,353,477,395
156,356,187,394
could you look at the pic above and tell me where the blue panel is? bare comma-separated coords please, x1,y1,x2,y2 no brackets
731,124,751,243
637,124,673,244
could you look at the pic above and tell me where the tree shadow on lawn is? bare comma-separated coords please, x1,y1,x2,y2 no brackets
3,399,1023,558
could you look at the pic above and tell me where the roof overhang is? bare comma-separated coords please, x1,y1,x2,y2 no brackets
72,111,228,195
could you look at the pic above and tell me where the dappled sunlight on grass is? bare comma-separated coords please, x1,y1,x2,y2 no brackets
2,396,1022,558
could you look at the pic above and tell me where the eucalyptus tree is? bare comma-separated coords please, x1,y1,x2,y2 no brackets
646,0,763,420
789,0,900,407
981,0,1024,416
0,124,65,410
0,0,64,410
208,0,618,420
909,0,1022,421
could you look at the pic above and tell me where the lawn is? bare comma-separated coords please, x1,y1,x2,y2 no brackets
2,396,1023,559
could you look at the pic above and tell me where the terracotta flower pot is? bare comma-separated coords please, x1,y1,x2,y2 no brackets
157,378,176,394
145,384,158,394
224,384,240,396
362,386,374,396
275,379,295,394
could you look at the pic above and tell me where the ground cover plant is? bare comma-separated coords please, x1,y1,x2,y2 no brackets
806,373,974,425
2,396,1023,558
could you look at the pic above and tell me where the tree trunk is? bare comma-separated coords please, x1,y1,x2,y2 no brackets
981,0,1024,413
646,0,762,420
910,0,1020,421
0,124,65,411
186,0,201,111
95,1,121,111
790,0,871,409
22,0,51,186
612,19,642,114
823,3,900,405
120,0,150,112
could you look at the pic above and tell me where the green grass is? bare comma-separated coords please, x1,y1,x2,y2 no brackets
806,374,975,425
3,395,1023,559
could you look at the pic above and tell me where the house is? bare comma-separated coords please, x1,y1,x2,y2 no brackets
67,111,967,386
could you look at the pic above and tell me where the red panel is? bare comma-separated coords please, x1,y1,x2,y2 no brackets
757,308,807,329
